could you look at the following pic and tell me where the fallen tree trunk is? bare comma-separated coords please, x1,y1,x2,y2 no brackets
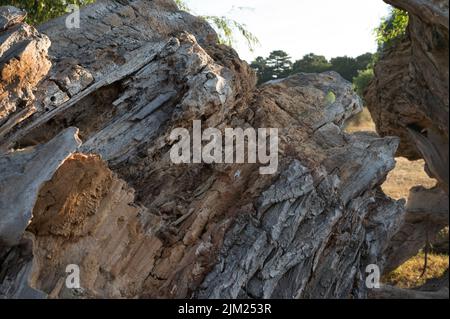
369,285,449,299
370,269,449,299
365,0,449,284
0,0,426,299
366,0,449,193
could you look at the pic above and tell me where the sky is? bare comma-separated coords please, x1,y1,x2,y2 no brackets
183,0,392,62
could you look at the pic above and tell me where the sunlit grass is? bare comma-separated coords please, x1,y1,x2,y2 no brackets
383,252,449,289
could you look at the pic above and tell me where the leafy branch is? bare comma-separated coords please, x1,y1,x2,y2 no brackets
174,0,259,52
375,7,409,50
202,15,259,51
0,0,96,25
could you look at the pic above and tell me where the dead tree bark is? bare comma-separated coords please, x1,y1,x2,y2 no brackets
370,269,449,299
0,0,436,299
366,1,448,190
365,0,449,278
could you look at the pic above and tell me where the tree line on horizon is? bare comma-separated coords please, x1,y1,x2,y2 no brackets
249,51,374,90
250,7,408,99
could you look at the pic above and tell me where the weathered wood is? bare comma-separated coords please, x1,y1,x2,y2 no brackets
0,15,51,139
1,0,443,299
1,40,166,150
0,128,81,247
370,269,449,299
0,6,26,31
366,0,449,193
365,0,449,278
369,285,449,299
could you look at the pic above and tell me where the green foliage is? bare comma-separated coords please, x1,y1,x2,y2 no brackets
355,52,374,71
292,53,375,83
251,51,376,104
251,51,374,85
0,0,95,25
202,15,259,51
324,91,336,106
266,50,292,79
292,53,331,74
250,50,293,84
346,7,408,102
248,5,408,100
174,0,190,12
250,56,274,84
329,56,364,82
375,8,409,50
353,68,374,98
347,7,409,103
175,0,259,52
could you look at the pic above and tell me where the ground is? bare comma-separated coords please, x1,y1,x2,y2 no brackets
382,157,437,200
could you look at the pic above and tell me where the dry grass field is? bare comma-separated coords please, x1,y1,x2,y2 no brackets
383,157,437,201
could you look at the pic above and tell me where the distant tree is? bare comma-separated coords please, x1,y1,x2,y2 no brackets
250,51,375,86
250,56,273,84
292,53,331,74
353,68,374,98
329,56,360,82
355,52,374,71
0,0,95,25
265,50,292,80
